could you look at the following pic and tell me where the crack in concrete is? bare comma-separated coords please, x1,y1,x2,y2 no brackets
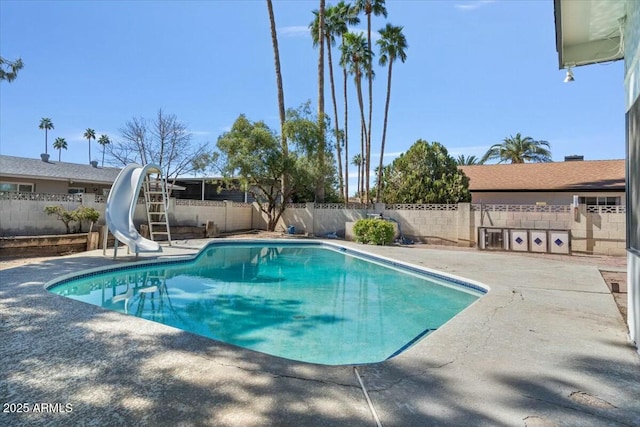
363,360,456,393
523,394,632,427
518,286,610,295
214,360,361,389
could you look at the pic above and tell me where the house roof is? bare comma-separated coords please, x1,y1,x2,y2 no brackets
554,0,625,69
460,159,625,192
0,155,121,184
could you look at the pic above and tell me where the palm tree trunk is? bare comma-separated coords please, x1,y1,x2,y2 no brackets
366,12,373,204
266,0,288,199
88,140,91,163
58,149,61,162
343,66,349,203
356,73,367,203
45,129,48,154
355,157,361,203
376,61,393,203
316,0,326,203
326,38,344,200
102,147,106,167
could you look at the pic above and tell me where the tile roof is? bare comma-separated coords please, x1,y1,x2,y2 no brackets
459,159,625,191
0,155,122,184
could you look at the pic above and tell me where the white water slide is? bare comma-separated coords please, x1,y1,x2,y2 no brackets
105,163,163,255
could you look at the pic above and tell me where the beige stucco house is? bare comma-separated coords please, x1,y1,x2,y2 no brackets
0,155,120,195
460,158,625,206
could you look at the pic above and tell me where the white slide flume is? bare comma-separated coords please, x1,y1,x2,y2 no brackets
105,163,163,254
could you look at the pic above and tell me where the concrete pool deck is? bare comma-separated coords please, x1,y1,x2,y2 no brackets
1,239,639,426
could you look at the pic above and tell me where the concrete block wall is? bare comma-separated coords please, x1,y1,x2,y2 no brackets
0,194,253,237
0,195,627,257
571,207,627,256
382,206,459,245
475,210,571,230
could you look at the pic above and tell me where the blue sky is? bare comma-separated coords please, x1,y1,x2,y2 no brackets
0,0,625,194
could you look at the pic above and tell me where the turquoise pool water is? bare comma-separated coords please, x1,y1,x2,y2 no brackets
47,242,485,365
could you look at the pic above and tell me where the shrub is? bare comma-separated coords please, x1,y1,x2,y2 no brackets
44,205,77,234
75,206,100,233
44,205,100,233
353,218,394,245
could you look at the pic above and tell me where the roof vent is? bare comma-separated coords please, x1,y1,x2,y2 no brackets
564,155,584,162
90,160,98,168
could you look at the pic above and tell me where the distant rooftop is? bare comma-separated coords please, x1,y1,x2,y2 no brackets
460,159,625,192
0,155,121,184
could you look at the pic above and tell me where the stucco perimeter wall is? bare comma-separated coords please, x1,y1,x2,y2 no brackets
276,203,468,246
171,200,253,233
273,202,626,254
473,204,626,256
383,204,461,245
474,206,572,230
0,193,253,236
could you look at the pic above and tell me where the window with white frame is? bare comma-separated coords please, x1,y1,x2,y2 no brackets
0,182,34,192
578,196,620,206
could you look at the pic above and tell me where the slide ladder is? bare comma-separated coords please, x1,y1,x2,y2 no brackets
143,173,172,246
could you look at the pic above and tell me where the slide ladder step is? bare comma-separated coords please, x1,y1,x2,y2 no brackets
143,172,172,246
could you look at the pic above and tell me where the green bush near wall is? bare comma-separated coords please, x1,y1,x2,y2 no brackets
353,218,395,245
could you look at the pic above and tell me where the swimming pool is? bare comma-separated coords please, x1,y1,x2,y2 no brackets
47,241,487,365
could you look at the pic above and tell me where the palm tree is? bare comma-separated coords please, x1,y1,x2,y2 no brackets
0,56,24,82
311,5,346,201
83,128,96,164
266,0,288,197
98,134,110,166
354,0,387,203
481,133,552,164
456,154,482,165
53,137,67,161
341,32,370,202
375,23,407,202
336,1,360,202
352,153,362,201
39,118,54,155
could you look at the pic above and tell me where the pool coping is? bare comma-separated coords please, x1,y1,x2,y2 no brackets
44,239,489,366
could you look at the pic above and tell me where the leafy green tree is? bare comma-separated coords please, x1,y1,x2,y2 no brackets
0,56,23,82
97,134,110,166
481,133,552,164
283,102,340,202
380,140,471,204
84,128,96,164
216,115,296,231
39,118,54,155
53,137,67,161
455,154,482,165
375,23,407,202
